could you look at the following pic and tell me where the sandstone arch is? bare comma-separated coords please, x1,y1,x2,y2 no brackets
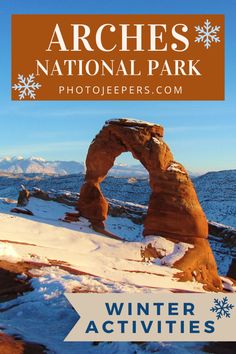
77,118,222,291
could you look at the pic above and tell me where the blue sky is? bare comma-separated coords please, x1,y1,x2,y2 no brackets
0,0,235,173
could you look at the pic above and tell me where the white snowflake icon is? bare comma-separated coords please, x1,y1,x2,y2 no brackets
210,297,234,320
195,19,221,49
12,73,41,100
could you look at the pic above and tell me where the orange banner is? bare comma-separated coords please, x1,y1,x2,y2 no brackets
12,15,224,100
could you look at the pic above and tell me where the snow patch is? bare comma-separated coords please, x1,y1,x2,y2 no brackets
167,162,186,174
105,118,161,127
152,137,162,145
0,242,21,262
221,276,236,292
143,236,193,266
29,156,46,162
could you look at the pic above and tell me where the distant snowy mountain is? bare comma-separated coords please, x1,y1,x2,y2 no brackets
0,156,148,177
0,156,85,175
0,156,201,178
108,163,148,177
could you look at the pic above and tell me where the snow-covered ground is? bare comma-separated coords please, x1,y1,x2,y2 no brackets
194,170,236,228
0,168,235,353
0,197,201,292
0,196,211,354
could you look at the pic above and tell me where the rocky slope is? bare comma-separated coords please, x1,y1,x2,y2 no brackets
194,170,236,227
28,187,236,277
1,195,217,354
0,169,235,226
0,177,235,353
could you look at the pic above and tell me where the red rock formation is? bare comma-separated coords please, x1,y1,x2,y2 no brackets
17,186,30,207
0,334,23,354
0,334,46,354
78,118,207,238
77,118,222,290
174,237,222,291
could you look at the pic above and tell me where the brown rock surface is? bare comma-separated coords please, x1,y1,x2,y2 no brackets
0,334,23,354
10,208,34,216
0,260,33,302
174,237,222,291
17,187,30,207
0,333,46,354
77,118,222,290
